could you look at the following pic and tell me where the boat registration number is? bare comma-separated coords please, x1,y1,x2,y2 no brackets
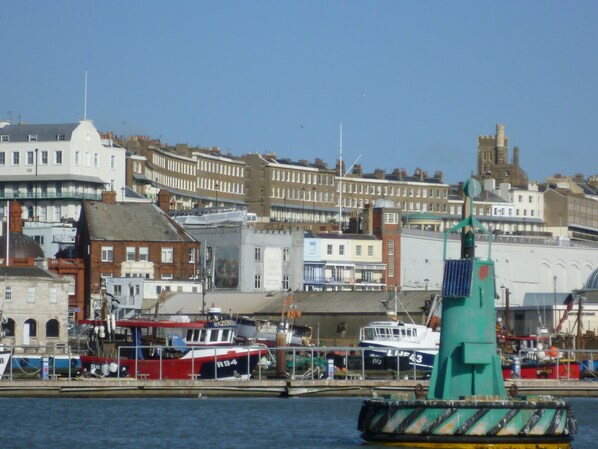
396,351,423,364
216,359,238,368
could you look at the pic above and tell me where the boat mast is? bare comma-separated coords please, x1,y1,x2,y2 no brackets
338,123,342,234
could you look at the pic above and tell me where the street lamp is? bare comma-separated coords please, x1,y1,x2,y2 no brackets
34,148,38,220
215,182,219,208
312,186,316,223
121,186,125,202
302,187,306,222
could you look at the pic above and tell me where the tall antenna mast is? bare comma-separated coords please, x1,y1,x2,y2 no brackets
83,70,88,120
5,201,9,267
338,123,343,234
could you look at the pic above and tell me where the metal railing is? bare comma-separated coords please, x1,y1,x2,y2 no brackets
81,344,433,381
109,344,269,381
0,344,78,380
4,343,598,382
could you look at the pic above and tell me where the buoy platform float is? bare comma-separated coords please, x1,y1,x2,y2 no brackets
357,179,577,448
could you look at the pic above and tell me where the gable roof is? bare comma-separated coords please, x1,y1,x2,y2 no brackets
82,201,195,242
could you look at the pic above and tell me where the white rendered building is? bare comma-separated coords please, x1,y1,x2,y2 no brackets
0,119,126,224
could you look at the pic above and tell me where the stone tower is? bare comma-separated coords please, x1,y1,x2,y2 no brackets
476,123,528,188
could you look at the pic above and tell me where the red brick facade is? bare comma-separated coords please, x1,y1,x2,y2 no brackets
87,240,199,294
371,206,401,290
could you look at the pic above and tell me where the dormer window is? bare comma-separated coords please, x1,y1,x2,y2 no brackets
28,134,38,142
56,133,65,141
0,135,8,142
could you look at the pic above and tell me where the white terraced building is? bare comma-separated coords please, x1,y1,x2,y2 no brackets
0,119,126,225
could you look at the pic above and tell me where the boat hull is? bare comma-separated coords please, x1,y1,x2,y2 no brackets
358,343,437,371
0,350,10,377
9,354,80,378
502,361,580,380
80,347,263,380
358,397,576,448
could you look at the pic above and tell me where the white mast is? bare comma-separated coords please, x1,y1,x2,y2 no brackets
5,201,9,267
338,123,343,234
83,70,88,120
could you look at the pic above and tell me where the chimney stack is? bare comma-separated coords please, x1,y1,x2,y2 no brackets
101,191,117,204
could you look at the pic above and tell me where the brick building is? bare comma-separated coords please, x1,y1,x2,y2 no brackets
76,191,200,318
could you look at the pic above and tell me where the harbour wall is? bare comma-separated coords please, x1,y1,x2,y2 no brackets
2,378,598,399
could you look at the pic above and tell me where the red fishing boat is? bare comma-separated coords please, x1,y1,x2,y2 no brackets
500,331,580,380
79,308,266,380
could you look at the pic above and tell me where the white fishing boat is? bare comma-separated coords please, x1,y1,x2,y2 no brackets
357,293,441,371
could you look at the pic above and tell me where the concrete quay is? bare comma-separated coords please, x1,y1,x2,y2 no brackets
1,378,598,399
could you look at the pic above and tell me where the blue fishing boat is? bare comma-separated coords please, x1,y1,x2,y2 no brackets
10,354,80,378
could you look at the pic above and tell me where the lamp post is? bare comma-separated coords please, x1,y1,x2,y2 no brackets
553,276,557,332
302,187,306,222
34,148,38,220
215,182,219,208
121,186,125,202
201,271,207,316
312,186,316,223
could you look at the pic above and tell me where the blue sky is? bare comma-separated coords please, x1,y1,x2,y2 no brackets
2,1,597,184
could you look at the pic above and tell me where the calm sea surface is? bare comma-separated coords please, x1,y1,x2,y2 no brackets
1,396,597,448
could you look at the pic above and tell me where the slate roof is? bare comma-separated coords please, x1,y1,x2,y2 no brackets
150,290,439,318
148,291,282,316
255,290,439,315
82,201,195,242
0,123,78,142
0,266,57,279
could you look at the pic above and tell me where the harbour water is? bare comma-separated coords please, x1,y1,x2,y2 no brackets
2,396,597,448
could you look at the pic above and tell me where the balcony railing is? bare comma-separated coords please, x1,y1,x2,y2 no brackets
0,192,102,201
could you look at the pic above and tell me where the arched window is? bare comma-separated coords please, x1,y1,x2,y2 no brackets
25,318,37,337
2,318,15,337
46,319,59,338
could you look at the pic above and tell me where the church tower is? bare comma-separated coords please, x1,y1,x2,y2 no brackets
476,123,528,188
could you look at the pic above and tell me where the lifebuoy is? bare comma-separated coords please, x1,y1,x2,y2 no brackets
19,357,30,368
